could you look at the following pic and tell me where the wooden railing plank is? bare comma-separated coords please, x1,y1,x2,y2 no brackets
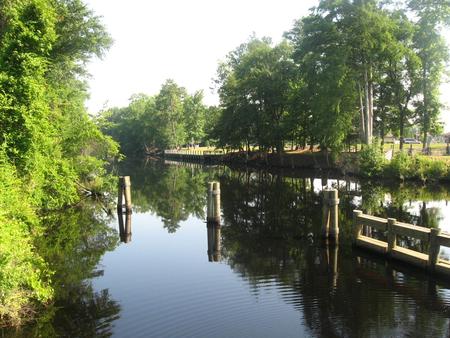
356,214,388,231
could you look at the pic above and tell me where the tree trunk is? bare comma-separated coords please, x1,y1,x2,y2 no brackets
422,63,429,150
363,67,372,145
358,82,366,142
399,105,405,151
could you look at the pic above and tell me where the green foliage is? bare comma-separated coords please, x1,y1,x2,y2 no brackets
358,146,386,178
215,37,295,152
0,0,118,326
384,153,450,182
415,156,448,182
0,152,53,326
100,80,210,154
385,151,416,179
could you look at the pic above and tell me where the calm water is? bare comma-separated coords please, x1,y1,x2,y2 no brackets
5,160,450,337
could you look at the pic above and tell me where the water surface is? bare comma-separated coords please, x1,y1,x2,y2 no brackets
5,160,450,337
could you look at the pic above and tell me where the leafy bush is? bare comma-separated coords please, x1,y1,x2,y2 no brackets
416,156,448,182
358,145,385,177
385,151,416,180
0,155,53,326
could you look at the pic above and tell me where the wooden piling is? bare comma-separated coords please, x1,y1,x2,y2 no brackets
123,176,132,213
353,210,363,244
117,176,124,211
428,228,441,270
322,189,339,239
206,181,221,262
328,189,339,239
213,182,221,224
206,182,214,223
387,218,396,255
117,176,132,213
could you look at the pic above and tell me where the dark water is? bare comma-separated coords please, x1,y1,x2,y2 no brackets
5,160,450,337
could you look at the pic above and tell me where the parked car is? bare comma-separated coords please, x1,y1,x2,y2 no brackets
383,136,399,144
403,138,421,144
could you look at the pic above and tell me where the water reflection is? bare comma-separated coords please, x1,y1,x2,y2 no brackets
207,223,222,262
111,162,450,336
118,210,132,243
7,160,449,336
118,160,220,232
217,169,450,336
2,201,121,336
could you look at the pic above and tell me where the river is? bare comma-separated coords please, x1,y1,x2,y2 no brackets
4,159,450,337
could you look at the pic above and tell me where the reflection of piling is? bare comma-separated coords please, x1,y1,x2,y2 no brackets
118,209,132,243
117,176,132,213
207,223,221,262
206,181,221,261
324,240,339,288
322,189,339,239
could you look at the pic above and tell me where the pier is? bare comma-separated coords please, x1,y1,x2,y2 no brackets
164,149,225,163
353,210,450,276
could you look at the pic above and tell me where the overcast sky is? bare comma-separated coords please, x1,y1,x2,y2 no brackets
84,0,450,131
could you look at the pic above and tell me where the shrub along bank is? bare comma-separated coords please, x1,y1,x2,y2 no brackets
357,146,450,182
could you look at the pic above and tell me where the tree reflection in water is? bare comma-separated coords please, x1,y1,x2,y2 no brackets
218,170,450,337
10,160,446,336
1,201,121,337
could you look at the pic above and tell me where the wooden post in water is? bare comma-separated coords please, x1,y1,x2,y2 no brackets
213,182,221,224
322,189,339,239
353,210,363,244
123,176,132,213
206,182,214,223
387,218,397,255
329,189,339,239
117,176,132,213
428,228,441,270
206,181,221,262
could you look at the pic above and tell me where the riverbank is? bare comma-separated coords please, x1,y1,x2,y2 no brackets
162,148,450,183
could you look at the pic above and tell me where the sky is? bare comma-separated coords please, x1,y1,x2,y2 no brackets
84,0,450,131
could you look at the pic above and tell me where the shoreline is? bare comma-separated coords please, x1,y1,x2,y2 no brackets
159,150,450,185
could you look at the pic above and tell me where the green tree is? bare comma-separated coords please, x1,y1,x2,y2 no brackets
216,37,296,153
377,11,421,150
155,79,187,149
409,0,449,148
288,0,404,147
183,90,207,145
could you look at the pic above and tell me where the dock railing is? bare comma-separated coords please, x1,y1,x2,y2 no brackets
353,210,450,276
164,149,226,156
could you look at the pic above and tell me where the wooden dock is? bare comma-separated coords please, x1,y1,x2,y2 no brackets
164,149,225,163
353,210,450,276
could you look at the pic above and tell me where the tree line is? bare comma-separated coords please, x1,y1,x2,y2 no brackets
101,0,449,156
98,80,220,155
